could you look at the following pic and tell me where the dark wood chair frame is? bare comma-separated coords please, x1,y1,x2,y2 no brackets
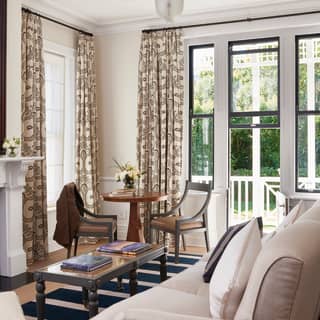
150,180,212,263
67,196,118,258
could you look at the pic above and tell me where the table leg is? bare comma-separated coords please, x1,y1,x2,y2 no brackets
129,268,137,296
160,251,168,282
88,288,99,318
82,287,89,308
127,202,145,242
35,279,46,320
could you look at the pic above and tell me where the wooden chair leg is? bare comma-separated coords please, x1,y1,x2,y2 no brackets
67,245,72,258
181,234,186,251
204,230,209,252
74,237,79,257
156,230,160,244
175,232,180,264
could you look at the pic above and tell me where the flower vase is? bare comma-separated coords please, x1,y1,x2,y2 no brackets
124,176,135,189
7,147,18,157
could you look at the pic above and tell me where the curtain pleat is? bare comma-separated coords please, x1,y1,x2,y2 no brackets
137,30,184,240
21,11,48,265
75,34,99,212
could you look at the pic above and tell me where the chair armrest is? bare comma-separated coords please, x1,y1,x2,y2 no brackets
81,207,117,220
80,216,114,225
0,292,26,320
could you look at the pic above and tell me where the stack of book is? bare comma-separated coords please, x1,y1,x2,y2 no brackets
97,240,152,255
61,254,112,272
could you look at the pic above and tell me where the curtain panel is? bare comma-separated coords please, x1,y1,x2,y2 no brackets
21,11,48,265
137,30,184,240
75,34,99,212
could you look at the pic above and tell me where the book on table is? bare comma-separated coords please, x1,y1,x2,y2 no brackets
61,254,112,272
97,240,152,255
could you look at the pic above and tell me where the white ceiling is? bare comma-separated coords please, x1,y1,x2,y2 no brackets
22,0,320,33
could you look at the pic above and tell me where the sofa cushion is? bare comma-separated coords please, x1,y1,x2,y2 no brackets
209,218,261,319
160,261,208,295
235,221,320,320
91,286,211,320
277,200,303,231
123,309,211,320
203,220,249,283
296,199,320,224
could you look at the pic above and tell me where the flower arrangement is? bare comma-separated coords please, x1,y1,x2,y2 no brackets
2,137,21,157
114,159,144,189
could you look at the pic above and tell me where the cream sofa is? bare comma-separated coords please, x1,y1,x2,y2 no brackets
3,205,320,320
91,205,320,320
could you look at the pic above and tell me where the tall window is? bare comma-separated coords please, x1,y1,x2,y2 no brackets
44,42,75,207
296,35,320,192
229,38,280,230
189,45,214,184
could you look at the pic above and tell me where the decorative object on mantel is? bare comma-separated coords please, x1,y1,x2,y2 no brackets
2,137,21,157
155,0,184,22
114,159,144,190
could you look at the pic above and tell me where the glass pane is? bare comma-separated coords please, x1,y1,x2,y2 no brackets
232,51,278,112
232,40,278,52
231,115,278,126
298,37,320,111
230,129,252,176
260,128,280,177
192,47,214,114
191,118,213,181
297,115,320,191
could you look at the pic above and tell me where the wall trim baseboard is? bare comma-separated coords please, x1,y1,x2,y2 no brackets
0,272,33,291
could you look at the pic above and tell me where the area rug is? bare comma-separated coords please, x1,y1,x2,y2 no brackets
22,253,201,320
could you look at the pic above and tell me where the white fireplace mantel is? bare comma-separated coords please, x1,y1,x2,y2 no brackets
0,156,43,277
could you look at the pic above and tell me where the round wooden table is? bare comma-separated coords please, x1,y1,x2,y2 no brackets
102,192,168,242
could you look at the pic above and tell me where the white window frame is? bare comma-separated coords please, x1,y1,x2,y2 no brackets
183,15,320,224
44,40,76,208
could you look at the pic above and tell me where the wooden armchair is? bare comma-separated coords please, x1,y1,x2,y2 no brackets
71,185,118,257
150,180,212,263
54,183,118,258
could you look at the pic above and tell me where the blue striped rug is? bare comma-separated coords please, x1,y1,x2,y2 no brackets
22,253,201,320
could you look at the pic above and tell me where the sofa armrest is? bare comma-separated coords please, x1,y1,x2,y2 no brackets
123,309,211,320
0,292,25,320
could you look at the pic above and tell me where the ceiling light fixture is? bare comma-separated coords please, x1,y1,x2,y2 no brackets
155,0,184,22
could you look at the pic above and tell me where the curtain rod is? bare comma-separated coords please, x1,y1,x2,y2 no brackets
142,9,320,33
22,7,93,37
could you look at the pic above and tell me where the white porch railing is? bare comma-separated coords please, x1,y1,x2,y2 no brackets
192,175,281,230
229,176,280,228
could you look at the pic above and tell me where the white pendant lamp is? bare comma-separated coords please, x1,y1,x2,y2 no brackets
155,0,184,22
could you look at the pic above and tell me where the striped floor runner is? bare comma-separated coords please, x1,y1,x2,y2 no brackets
22,253,201,320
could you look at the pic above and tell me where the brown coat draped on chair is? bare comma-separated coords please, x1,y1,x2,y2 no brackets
53,183,80,248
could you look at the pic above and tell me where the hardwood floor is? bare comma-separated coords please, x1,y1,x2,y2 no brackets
15,241,205,304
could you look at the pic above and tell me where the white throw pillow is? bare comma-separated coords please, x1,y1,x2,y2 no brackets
209,219,261,319
277,200,304,231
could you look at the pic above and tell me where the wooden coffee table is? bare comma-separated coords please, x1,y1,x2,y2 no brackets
33,245,167,319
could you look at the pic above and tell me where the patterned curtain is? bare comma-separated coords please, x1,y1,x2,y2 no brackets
21,11,48,265
137,30,184,240
75,34,99,212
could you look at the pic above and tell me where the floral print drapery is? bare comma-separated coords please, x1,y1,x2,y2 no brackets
75,34,99,212
21,11,48,265
137,30,184,239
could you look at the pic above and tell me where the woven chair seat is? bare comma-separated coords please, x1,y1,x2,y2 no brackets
150,216,203,233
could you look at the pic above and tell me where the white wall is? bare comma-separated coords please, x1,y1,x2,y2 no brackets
95,31,140,178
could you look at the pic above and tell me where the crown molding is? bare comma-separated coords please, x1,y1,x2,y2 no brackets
94,0,320,35
22,0,97,33
21,0,320,36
